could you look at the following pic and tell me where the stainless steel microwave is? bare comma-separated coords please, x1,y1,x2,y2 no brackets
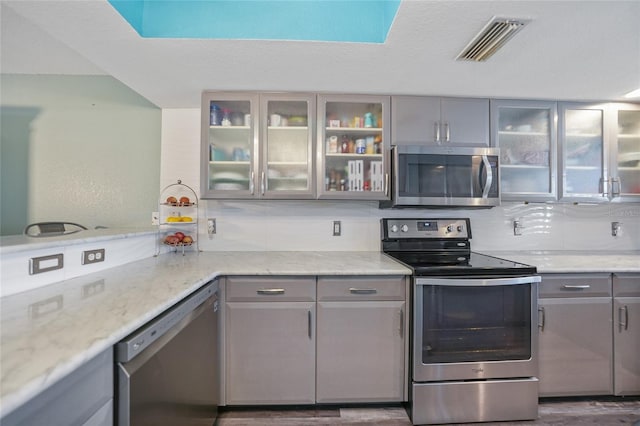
383,145,501,208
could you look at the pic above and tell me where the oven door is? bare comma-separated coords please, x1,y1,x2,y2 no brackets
413,276,540,382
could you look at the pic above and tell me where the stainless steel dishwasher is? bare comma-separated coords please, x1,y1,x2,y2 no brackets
116,281,219,426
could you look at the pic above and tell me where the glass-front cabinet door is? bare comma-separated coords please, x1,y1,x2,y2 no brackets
558,102,609,202
317,94,390,200
260,94,315,199
201,92,258,199
610,103,640,202
490,100,557,201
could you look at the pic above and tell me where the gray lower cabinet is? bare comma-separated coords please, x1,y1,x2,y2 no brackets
538,274,613,397
2,349,113,426
225,276,316,405
613,273,640,396
316,276,407,403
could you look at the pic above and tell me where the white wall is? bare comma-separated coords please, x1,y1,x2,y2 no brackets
161,108,640,252
0,75,161,235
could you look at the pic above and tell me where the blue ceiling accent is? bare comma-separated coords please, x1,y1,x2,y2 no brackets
108,0,400,43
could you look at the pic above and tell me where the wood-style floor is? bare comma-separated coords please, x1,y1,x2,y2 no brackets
217,397,640,425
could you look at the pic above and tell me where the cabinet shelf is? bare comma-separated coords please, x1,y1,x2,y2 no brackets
499,130,548,137
209,125,250,130
502,164,549,170
325,153,383,158
209,160,251,165
617,134,640,139
267,161,308,166
325,127,383,133
268,126,309,131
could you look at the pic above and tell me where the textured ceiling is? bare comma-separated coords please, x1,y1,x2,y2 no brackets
2,0,639,108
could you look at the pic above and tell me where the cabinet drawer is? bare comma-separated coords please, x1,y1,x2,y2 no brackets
318,276,405,301
226,276,316,301
540,274,611,298
613,273,640,297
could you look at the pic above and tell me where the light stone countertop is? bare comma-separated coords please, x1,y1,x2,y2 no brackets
485,251,640,274
0,251,411,418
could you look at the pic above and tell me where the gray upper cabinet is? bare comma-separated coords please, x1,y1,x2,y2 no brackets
490,99,558,202
558,102,609,203
392,96,489,146
201,92,316,200
609,103,640,203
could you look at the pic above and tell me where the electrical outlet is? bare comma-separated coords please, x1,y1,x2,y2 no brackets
208,218,216,234
333,220,341,236
82,249,105,265
151,211,159,225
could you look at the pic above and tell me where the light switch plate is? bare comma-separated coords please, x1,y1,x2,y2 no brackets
29,253,64,275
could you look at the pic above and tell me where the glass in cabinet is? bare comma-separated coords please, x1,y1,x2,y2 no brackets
610,103,640,202
260,93,315,199
559,102,608,202
201,92,257,199
317,94,390,200
491,100,557,201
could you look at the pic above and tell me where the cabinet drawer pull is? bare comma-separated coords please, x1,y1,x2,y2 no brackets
399,308,404,338
562,284,591,290
349,288,377,295
308,310,312,339
256,288,285,295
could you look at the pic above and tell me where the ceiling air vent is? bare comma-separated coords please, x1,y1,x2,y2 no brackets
457,17,529,62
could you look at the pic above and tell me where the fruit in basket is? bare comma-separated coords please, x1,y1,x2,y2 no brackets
164,235,180,245
166,196,177,204
180,216,193,222
174,231,185,241
182,235,193,244
179,196,190,205
166,216,180,222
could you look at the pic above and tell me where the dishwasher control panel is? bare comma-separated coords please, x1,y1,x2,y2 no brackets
116,281,218,363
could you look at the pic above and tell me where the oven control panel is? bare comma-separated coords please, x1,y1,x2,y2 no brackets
383,218,470,239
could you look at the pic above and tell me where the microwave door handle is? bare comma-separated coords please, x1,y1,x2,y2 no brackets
480,155,493,198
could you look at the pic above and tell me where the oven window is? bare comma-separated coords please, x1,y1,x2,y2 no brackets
421,284,531,363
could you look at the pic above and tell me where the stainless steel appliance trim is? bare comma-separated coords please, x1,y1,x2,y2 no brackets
411,378,539,425
481,154,493,198
412,277,539,382
116,282,215,362
415,276,541,287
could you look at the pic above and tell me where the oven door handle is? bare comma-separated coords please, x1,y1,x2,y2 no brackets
415,276,541,286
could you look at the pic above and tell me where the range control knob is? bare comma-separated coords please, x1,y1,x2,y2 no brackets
401,224,409,233
446,225,453,233
457,225,464,232
390,225,398,233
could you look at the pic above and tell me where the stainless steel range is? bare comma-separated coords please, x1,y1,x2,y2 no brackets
382,218,541,425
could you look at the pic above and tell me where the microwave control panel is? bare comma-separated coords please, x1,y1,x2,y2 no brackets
383,218,470,239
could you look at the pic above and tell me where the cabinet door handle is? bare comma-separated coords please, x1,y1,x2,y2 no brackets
538,306,545,331
349,288,377,294
444,122,450,142
611,177,621,198
308,310,312,339
384,173,390,196
260,171,266,195
599,177,609,197
249,170,255,195
619,306,629,332
399,308,404,338
434,122,440,143
562,284,591,290
256,288,285,295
